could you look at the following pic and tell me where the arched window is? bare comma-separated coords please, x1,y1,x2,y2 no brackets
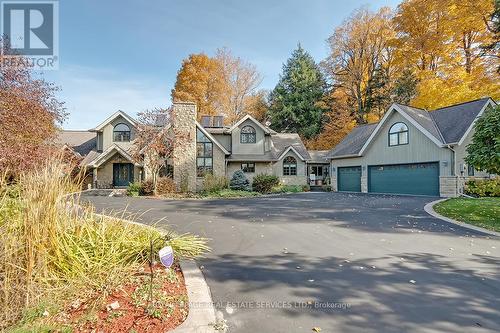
240,125,256,143
283,156,297,176
388,122,408,146
113,123,131,142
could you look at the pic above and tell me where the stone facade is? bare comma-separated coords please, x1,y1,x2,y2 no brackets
172,102,197,193
95,153,141,188
439,176,458,197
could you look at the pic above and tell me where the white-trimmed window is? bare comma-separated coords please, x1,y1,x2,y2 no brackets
388,122,408,146
241,163,255,173
240,125,256,143
113,123,131,142
283,156,297,176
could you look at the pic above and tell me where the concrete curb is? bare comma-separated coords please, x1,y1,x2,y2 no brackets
173,261,219,333
424,199,500,237
69,194,221,332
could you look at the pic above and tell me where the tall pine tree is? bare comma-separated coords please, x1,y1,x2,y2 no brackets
268,45,327,139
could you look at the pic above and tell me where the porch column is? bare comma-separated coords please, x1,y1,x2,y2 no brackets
93,167,98,189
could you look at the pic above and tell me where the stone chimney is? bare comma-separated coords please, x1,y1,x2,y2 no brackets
172,102,197,192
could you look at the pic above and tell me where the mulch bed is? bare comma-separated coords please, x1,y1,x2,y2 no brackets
66,263,188,332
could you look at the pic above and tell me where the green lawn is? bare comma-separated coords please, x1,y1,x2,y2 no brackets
434,197,500,232
203,189,261,198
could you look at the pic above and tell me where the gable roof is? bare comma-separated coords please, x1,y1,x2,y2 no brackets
430,97,494,144
91,110,137,132
329,97,495,159
329,124,377,158
271,133,310,161
56,130,96,156
396,104,444,143
228,114,274,134
88,144,140,168
196,122,230,155
308,150,331,163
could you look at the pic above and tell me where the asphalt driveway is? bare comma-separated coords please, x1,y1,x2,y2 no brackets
83,192,500,333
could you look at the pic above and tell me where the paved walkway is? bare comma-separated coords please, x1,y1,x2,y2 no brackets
84,192,500,333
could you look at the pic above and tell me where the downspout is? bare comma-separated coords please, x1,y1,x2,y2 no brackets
446,145,458,196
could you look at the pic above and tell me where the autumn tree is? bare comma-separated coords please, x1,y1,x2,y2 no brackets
171,53,225,119
305,91,355,149
171,49,263,124
323,7,395,124
242,89,269,122
268,45,327,139
215,48,262,123
0,40,66,178
393,0,499,109
132,108,173,193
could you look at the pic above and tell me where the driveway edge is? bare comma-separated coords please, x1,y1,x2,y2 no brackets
173,260,219,333
424,199,500,237
75,199,220,332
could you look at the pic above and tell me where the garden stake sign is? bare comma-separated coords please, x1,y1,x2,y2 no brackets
159,246,174,268
147,237,174,307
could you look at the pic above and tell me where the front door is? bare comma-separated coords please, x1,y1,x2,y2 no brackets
113,163,134,187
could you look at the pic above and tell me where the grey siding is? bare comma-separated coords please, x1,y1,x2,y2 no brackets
331,112,453,194
273,150,307,185
231,119,265,155
212,134,231,152
101,115,136,152
226,162,273,182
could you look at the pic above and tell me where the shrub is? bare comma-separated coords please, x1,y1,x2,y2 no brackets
465,178,500,197
229,170,251,191
271,185,303,193
302,184,310,192
252,174,280,193
0,162,209,329
127,182,141,196
203,174,229,193
156,177,176,195
140,179,155,196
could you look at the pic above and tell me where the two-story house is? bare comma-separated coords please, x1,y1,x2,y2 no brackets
58,102,330,190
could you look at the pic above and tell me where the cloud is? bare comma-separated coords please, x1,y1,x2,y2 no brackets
49,65,171,129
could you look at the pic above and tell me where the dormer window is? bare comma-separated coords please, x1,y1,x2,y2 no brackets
113,123,131,142
240,125,256,144
388,122,408,146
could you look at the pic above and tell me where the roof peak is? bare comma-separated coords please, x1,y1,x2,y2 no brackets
432,97,491,111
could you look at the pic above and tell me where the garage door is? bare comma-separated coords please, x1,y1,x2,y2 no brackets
338,166,361,192
368,162,439,196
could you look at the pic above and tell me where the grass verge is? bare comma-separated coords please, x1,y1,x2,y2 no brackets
202,189,261,198
434,197,500,232
0,161,209,331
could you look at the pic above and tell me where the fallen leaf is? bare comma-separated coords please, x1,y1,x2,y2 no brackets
312,327,322,332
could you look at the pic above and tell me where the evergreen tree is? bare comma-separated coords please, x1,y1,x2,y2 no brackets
229,170,251,191
366,65,392,120
393,69,419,105
268,45,327,139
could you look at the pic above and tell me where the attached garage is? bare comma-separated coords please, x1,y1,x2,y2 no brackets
338,166,361,192
368,162,439,196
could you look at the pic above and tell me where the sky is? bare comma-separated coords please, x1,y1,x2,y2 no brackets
45,0,401,129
